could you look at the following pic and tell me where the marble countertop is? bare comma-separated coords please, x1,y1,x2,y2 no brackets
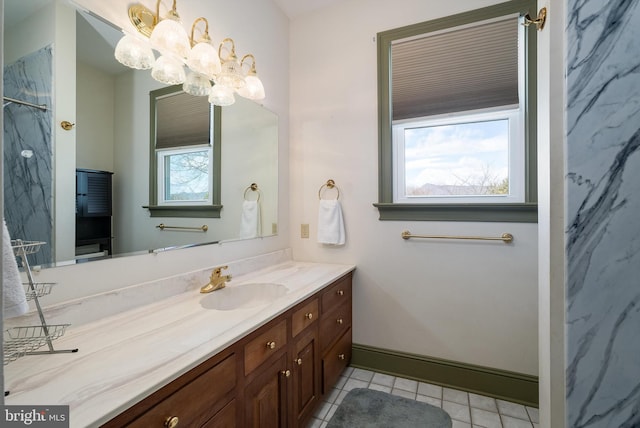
4,259,355,427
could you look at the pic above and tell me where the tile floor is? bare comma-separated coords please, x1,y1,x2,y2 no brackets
307,367,539,428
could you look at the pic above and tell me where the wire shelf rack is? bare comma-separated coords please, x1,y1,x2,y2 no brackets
4,239,77,369
3,324,70,365
23,282,56,300
10,240,47,256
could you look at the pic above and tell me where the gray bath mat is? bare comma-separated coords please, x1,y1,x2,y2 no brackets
327,388,452,428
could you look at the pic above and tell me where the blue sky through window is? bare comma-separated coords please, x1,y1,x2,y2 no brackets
404,119,509,196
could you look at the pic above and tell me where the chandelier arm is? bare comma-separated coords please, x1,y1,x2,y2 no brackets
240,54,257,74
190,17,210,46
219,38,237,62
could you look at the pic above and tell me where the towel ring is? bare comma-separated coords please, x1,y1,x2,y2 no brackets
244,183,261,202
318,179,340,200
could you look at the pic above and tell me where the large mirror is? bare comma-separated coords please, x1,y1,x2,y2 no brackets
3,0,278,267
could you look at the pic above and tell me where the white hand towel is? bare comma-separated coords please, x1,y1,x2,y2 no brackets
317,199,346,245
239,200,261,239
3,219,29,319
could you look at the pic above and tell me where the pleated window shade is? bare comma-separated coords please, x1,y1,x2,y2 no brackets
156,92,211,149
391,17,519,121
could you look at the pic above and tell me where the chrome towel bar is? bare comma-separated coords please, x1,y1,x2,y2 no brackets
156,224,208,232
401,230,513,243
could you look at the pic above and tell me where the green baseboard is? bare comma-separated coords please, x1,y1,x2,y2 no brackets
351,344,538,407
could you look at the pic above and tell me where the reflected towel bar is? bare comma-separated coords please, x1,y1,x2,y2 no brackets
401,230,513,243
156,223,208,232
3,96,48,111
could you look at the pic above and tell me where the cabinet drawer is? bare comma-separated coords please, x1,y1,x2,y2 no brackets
292,298,318,337
128,353,236,427
319,302,351,351
321,274,352,313
244,319,288,376
322,328,352,394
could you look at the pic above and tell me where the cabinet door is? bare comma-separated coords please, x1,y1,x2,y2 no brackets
293,329,319,428
76,170,112,217
245,353,289,428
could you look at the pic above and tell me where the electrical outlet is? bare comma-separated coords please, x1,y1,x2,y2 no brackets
301,224,310,239
272,223,278,234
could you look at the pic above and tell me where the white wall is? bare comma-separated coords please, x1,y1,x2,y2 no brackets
536,1,566,426
30,0,290,305
289,0,538,375
76,61,115,172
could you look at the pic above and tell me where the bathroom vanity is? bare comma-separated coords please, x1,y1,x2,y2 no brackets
4,253,354,428
103,272,352,428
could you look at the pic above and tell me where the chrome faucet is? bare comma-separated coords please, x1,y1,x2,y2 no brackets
200,265,232,293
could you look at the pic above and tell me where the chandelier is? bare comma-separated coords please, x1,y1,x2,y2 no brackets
114,0,265,106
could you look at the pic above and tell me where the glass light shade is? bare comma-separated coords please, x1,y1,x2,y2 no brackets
209,84,235,106
114,34,155,70
151,55,186,85
187,42,222,79
237,75,265,100
183,72,212,96
149,17,191,59
214,59,246,89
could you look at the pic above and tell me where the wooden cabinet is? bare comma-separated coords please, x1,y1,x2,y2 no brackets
292,328,319,427
319,273,353,394
102,350,238,428
76,168,113,258
102,271,353,428
245,353,289,428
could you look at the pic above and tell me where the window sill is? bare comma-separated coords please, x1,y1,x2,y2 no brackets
373,202,537,223
143,205,223,218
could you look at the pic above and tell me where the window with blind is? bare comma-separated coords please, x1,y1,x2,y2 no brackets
375,0,538,222
146,85,222,218
156,91,213,205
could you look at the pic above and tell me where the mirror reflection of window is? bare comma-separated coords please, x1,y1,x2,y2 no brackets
155,91,214,206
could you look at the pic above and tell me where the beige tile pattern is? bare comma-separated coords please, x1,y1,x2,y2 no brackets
307,367,539,428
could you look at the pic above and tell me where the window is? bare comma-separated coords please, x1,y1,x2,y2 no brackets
157,146,213,205
146,85,222,218
376,0,537,222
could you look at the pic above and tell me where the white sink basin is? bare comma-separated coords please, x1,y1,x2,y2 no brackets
200,283,288,311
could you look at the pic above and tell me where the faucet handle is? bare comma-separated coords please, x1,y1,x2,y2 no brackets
212,265,229,276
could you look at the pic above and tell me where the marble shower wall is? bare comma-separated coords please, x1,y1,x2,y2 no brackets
3,46,53,265
565,0,640,427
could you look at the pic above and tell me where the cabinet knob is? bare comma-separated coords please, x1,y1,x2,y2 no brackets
336,318,344,325
338,354,345,360
266,341,276,349
295,358,303,365
281,369,291,377
337,290,344,296
164,416,179,428
305,312,313,320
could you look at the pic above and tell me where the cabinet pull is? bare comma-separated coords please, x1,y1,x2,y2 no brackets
266,341,276,349
164,416,179,428
295,358,303,365
336,318,343,325
338,354,345,360
281,369,291,377
337,290,344,296
305,312,313,320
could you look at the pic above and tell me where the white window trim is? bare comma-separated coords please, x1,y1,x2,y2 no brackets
392,105,525,204
157,145,213,206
